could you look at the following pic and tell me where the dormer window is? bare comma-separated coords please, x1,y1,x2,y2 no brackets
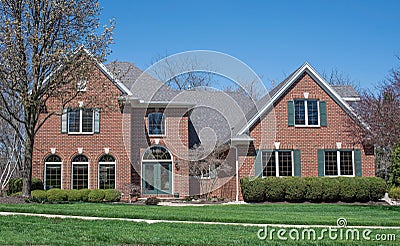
148,112,165,136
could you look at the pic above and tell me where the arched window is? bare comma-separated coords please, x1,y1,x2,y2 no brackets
142,146,172,194
148,112,165,135
72,155,89,189
142,146,172,161
44,155,62,190
98,154,116,189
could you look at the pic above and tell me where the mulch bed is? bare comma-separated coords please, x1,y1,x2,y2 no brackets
0,196,27,204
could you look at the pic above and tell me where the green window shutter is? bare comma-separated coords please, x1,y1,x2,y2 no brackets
288,101,294,126
293,150,301,176
61,108,68,134
355,149,362,176
210,163,216,179
320,101,327,127
254,150,262,177
94,108,101,133
317,149,325,176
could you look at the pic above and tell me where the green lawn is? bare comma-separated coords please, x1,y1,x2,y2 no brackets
1,203,400,226
0,215,398,245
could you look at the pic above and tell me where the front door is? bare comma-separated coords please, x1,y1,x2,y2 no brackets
142,162,172,195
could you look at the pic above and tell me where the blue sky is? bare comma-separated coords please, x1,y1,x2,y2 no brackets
99,0,400,90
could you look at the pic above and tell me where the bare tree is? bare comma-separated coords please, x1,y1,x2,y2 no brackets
151,54,215,91
189,144,231,199
0,0,114,197
322,68,360,91
351,61,400,180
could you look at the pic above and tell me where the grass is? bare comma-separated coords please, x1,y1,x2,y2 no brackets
0,215,398,245
1,202,400,226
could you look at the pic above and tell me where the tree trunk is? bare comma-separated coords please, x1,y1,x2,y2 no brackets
21,132,34,197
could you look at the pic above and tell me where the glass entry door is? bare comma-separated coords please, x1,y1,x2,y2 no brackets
142,162,172,195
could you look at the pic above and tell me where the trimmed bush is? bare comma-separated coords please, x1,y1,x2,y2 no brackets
366,177,386,201
46,188,67,202
338,177,357,202
78,189,91,202
145,197,160,205
389,187,400,200
88,189,105,202
354,177,371,202
7,177,43,195
67,190,83,202
241,176,385,203
305,178,324,202
31,190,47,203
103,189,121,202
264,177,286,202
240,177,265,202
284,177,307,202
320,178,340,202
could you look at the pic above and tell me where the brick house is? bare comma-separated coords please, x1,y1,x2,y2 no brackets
32,51,374,201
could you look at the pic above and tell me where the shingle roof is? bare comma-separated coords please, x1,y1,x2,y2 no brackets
330,85,360,98
106,61,179,101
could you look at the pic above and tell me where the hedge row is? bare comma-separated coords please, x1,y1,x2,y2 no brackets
7,178,43,195
31,189,121,203
240,177,386,203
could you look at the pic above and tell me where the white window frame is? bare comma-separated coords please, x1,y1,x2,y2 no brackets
294,99,320,127
148,112,166,137
200,163,216,179
324,150,355,177
141,146,174,194
98,159,116,189
44,160,63,190
71,160,90,190
262,150,294,177
68,108,94,134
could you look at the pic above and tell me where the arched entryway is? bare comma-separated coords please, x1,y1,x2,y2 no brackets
142,146,172,195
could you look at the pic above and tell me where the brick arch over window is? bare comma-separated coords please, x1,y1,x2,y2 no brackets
98,154,116,189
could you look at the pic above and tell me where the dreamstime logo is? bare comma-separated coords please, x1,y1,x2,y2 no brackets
121,50,277,195
257,218,397,242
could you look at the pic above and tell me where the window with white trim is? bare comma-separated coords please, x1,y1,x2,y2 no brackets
68,108,93,133
98,154,116,189
44,155,62,190
262,150,293,177
324,150,354,176
62,108,100,134
148,112,165,136
200,163,216,179
294,99,319,126
72,155,89,189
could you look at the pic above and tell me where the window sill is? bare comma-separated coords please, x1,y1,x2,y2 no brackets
294,125,321,128
68,132,95,135
324,175,355,177
148,134,166,137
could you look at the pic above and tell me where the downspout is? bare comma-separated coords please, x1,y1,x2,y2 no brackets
232,145,239,202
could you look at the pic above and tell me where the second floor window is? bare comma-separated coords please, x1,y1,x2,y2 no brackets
294,99,319,126
61,108,100,134
148,112,165,136
288,99,326,127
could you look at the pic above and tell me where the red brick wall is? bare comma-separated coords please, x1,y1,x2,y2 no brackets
217,72,375,200
33,64,191,199
33,65,132,199
248,72,374,177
